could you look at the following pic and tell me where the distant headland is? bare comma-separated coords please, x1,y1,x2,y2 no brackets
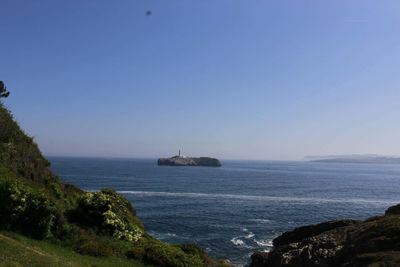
158,150,221,167
305,154,400,164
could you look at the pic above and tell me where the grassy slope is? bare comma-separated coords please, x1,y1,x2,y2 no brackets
0,232,145,267
0,104,146,266
0,102,229,267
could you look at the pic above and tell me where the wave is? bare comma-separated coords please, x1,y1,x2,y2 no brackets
245,233,255,239
117,190,397,205
230,237,254,249
148,231,177,239
254,239,273,247
231,237,245,246
248,219,272,224
231,235,272,250
241,228,255,239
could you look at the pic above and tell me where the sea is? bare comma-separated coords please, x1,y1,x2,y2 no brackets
49,157,400,266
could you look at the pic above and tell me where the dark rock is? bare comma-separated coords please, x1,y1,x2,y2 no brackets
385,204,400,216
250,252,269,267
273,220,359,246
250,203,400,267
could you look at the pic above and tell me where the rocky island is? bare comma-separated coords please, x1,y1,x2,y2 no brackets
250,203,400,267
158,151,221,167
158,156,222,167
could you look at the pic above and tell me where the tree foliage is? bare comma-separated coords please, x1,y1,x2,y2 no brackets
0,81,10,99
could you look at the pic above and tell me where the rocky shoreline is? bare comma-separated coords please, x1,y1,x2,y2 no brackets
250,203,400,267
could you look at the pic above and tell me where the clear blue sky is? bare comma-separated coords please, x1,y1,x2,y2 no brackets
1,1,400,160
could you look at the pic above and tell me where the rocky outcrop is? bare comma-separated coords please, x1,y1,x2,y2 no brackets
385,204,400,215
158,156,221,167
250,205,400,267
272,220,359,247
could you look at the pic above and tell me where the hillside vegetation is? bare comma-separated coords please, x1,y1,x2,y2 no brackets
0,102,229,267
0,232,145,267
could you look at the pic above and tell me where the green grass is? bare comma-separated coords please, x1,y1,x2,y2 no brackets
0,232,147,267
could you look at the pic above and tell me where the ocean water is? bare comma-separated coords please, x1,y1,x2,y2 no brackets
49,158,400,266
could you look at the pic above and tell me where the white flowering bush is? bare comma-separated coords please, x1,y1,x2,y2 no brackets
72,189,143,242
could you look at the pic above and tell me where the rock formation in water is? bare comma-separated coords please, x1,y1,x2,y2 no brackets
158,156,222,167
250,204,400,267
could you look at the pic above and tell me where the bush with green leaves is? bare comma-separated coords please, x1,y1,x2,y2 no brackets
0,179,57,239
77,240,113,257
126,246,146,260
145,243,204,267
126,238,230,267
70,189,143,242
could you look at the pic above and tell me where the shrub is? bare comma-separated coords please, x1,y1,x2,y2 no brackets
126,246,146,260
49,182,63,198
145,243,204,267
177,243,206,256
77,240,113,257
0,179,56,238
70,189,143,242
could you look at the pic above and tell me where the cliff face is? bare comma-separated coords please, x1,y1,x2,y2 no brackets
0,103,229,267
250,204,400,267
158,156,222,167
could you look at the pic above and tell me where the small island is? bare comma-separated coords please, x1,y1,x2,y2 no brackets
158,150,221,167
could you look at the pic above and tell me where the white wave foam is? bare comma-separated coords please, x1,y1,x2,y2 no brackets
241,228,255,238
231,237,245,246
245,232,255,239
149,231,177,239
249,219,272,224
255,239,273,247
117,190,397,205
165,233,177,237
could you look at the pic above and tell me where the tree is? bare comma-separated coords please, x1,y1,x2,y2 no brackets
0,81,10,99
